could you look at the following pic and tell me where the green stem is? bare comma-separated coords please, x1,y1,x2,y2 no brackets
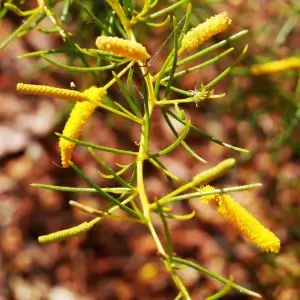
173,257,262,298
126,27,191,297
147,222,191,299
0,12,44,50
104,60,136,89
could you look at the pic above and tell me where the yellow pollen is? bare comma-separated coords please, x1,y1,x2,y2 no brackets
250,57,300,75
59,87,106,168
181,12,232,52
200,185,280,253
95,36,150,61
17,83,88,102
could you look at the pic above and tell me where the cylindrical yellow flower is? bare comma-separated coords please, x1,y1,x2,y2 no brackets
200,185,280,253
181,12,232,52
17,83,88,102
95,36,150,61
59,86,106,168
250,57,300,75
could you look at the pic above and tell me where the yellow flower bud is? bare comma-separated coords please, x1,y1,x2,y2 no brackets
59,86,106,168
38,222,90,244
200,185,280,253
181,12,232,52
95,36,150,61
250,57,300,75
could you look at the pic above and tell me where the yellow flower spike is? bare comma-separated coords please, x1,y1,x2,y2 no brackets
59,86,106,168
95,36,150,61
180,12,232,52
17,83,88,102
200,185,280,253
250,57,300,75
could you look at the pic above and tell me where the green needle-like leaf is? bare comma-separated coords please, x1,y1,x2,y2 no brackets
172,257,262,298
42,55,116,72
31,183,131,194
70,162,139,218
164,17,179,99
56,133,138,156
88,148,133,188
113,71,142,117
148,0,189,19
154,119,191,157
165,109,249,153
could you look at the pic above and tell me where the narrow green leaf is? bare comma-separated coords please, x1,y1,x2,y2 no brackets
172,257,262,298
113,101,142,121
154,119,191,157
206,276,233,300
168,30,249,72
31,183,131,194
0,0,13,18
18,48,78,58
161,109,207,162
99,102,143,123
38,27,61,34
0,12,44,50
70,162,138,217
4,3,41,16
165,109,250,153
156,204,174,263
149,157,181,182
101,162,135,178
142,80,150,151
148,0,189,19
162,210,195,221
88,148,133,188
159,82,192,96
174,293,182,300
56,133,138,156
60,0,71,22
150,0,159,8
152,159,236,208
161,48,234,82
205,45,248,89
42,55,116,72
127,68,142,113
121,0,134,18
178,2,192,44
74,44,124,61
155,183,263,205
154,49,175,98
112,71,142,117
164,16,179,99
144,15,170,28
74,0,110,34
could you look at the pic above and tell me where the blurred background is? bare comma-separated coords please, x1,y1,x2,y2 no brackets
0,0,299,299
